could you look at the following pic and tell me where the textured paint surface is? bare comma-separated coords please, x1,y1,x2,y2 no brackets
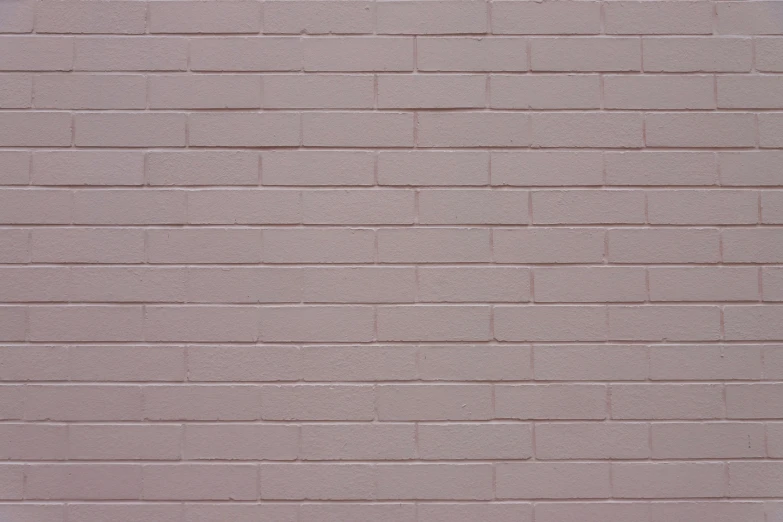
1,0,783,519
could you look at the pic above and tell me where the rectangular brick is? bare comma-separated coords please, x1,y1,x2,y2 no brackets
36,1,146,34
378,74,485,109
496,462,611,499
0,36,73,71
419,423,532,460
75,113,186,147
189,112,299,147
259,306,374,342
495,305,607,342
187,267,302,303
29,305,143,342
263,228,374,263
261,385,374,421
301,345,417,382
532,113,643,148
26,464,141,500
723,229,783,262
145,306,259,342
606,1,713,34
419,189,528,224
418,345,531,381
611,384,724,419
726,383,783,418
377,305,490,341
24,385,143,421
303,112,413,147
648,267,759,302
376,384,492,421
263,151,374,186
495,228,605,264
188,190,300,224
418,112,530,147
303,267,416,303
493,1,600,35
302,424,415,460
492,151,603,186
536,422,649,459
608,228,720,263
0,189,70,224
190,37,301,71
149,1,261,34
147,229,262,264
377,1,487,34
418,267,530,302
0,73,31,108
418,37,528,72
184,424,298,460
73,190,186,225
150,74,261,109
303,189,414,224
142,464,257,500
264,74,373,109
378,151,488,186
75,37,187,71
608,305,721,341
613,462,726,498
491,74,600,109
148,151,258,186
534,344,648,381
651,422,765,458
376,464,493,500
70,424,181,460
0,112,71,146
304,37,413,72
532,38,640,71
187,345,300,382
495,384,608,420
535,267,646,303
718,2,783,35
143,385,261,421
0,151,30,185
643,37,752,72
646,113,756,148
261,463,374,500
605,75,715,109
35,73,145,109
34,151,143,186
378,228,491,263
605,151,717,186
533,189,645,224
264,1,373,34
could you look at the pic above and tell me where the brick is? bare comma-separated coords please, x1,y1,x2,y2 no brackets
650,345,762,381
34,151,143,186
608,228,720,263
304,37,413,72
190,37,301,71
649,190,758,225
606,1,713,34
418,267,530,302
418,112,529,147
263,228,374,263
377,1,486,34
377,305,490,341
189,189,300,224
41,266,182,304
263,151,374,186
69,424,181,460
0,73,31,108
760,113,783,148
261,385,374,420
36,1,145,34
26,464,141,500
419,504,531,522
608,305,720,341
143,385,261,421
726,383,783,419
536,503,650,522
613,462,726,498
0,346,67,380
148,150,258,186
301,345,417,381
534,344,648,381
418,37,528,72
188,345,300,382
757,37,783,71
302,424,415,460
729,462,783,497
0,230,29,263
378,228,491,263
0,266,59,301
189,112,299,147
0,307,26,341
764,267,783,300
376,384,492,420
143,464,257,500
264,1,373,34
303,267,416,303
303,112,413,147
0,151,30,185
0,424,67,460
259,306,375,342
0,189,70,224
261,463,374,500
149,74,261,109
535,267,646,303
536,422,649,459
378,74,485,109
419,345,530,381
147,229,262,264
264,74,374,109
495,228,605,264
419,423,532,460
770,423,783,457
651,422,765,458
532,38,640,71
149,1,261,34
605,75,715,109
532,113,643,148
762,192,783,224
75,37,187,71
303,189,414,224
0,385,25,419
650,502,764,522
76,113,186,147
184,504,297,522
649,267,759,301
495,305,607,342
24,385,143,421
643,37,752,72
68,345,185,381
34,73,145,109
419,189,528,224
0,1,34,33
0,505,63,522
74,190,186,225
376,463,493,500
646,113,756,148
605,151,717,186
184,424,298,460
496,462,611,499
491,74,600,109
718,2,783,35
492,151,603,186
611,384,724,419
495,384,607,420
0,37,73,71
145,306,258,342
0,112,71,146
719,75,783,109
492,1,600,35
187,267,302,303
534,190,644,224
29,305,143,342
723,229,783,263
766,346,783,379
69,505,182,522
378,151,488,186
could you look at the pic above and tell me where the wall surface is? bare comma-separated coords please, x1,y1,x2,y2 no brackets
1,0,783,520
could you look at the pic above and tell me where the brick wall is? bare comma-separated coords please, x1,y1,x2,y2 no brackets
1,0,783,520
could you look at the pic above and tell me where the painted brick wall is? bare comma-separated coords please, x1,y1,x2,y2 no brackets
1,0,783,520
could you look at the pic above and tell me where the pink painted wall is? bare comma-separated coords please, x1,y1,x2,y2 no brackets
1,0,782,519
